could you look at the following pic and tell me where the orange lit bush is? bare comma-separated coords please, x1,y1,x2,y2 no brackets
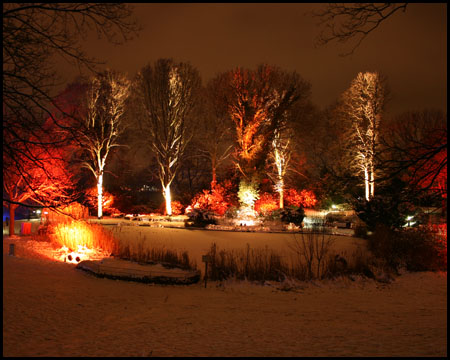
190,182,231,216
85,186,118,215
49,220,119,254
285,188,317,208
255,192,279,215
159,200,184,215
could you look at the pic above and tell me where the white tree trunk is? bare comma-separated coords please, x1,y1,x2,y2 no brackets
278,179,284,209
364,167,370,201
97,174,103,219
369,164,375,199
164,184,172,216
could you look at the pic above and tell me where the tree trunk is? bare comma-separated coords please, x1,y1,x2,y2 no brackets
211,155,217,189
369,165,375,199
364,167,370,201
97,174,103,219
278,178,284,209
164,184,172,216
8,204,17,236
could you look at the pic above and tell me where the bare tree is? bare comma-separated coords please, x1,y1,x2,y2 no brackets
269,125,293,208
313,3,408,55
3,3,138,209
380,110,447,202
135,59,201,216
75,70,131,219
340,72,387,201
196,74,235,188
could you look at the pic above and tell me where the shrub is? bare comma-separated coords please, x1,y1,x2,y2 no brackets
368,224,446,272
84,186,119,215
353,222,368,239
280,206,305,226
254,192,279,215
189,182,231,216
238,178,259,209
224,206,239,219
353,195,416,231
185,209,217,228
285,188,318,208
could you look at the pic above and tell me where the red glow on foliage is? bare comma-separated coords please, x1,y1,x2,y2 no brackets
285,188,318,208
159,200,183,215
85,187,118,215
255,193,279,215
189,182,231,216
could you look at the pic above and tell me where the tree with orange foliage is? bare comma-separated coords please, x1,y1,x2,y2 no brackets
226,65,310,212
228,65,308,178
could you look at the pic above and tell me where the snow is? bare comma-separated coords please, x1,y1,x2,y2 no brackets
3,225,447,357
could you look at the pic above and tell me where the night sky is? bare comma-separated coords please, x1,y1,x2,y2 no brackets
59,3,446,116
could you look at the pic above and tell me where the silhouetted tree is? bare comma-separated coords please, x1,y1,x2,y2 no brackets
314,3,408,55
3,4,138,210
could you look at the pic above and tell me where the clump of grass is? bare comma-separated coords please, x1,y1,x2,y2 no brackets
207,243,288,282
118,239,197,271
48,220,119,254
206,231,381,283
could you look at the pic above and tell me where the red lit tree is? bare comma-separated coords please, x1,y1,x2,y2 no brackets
380,109,447,213
3,130,76,236
226,65,310,210
3,4,138,195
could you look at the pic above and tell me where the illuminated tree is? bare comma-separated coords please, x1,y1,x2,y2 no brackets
227,65,310,210
268,119,293,209
3,131,75,236
76,70,130,219
341,71,386,201
314,3,408,55
3,4,138,210
135,59,201,216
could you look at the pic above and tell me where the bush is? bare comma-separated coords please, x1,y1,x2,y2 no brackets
185,209,217,228
353,222,368,239
280,206,305,226
353,195,416,231
368,224,446,272
254,192,279,216
189,182,232,216
224,206,239,219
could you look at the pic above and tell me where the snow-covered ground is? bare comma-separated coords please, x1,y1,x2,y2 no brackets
2,224,448,357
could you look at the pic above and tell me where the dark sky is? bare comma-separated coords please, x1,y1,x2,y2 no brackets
61,3,447,116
